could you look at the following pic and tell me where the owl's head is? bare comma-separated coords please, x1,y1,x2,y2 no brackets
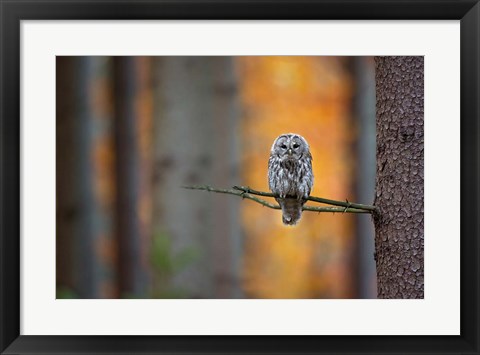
270,133,311,161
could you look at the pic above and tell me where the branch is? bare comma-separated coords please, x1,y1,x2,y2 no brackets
232,186,376,212
182,185,375,214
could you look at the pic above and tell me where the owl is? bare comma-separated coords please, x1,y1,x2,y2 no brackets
268,133,314,225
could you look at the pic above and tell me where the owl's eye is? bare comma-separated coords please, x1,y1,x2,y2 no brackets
281,144,287,149
293,143,299,149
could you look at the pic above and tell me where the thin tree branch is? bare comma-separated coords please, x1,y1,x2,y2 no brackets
182,185,374,214
232,185,376,212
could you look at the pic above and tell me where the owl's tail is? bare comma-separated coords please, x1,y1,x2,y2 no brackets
278,197,305,225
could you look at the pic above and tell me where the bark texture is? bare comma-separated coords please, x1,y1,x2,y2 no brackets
374,56,424,299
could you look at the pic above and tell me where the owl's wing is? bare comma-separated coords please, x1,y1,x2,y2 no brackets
304,157,314,197
267,155,277,192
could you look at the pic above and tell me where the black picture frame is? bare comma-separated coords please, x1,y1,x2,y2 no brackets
1,1,479,354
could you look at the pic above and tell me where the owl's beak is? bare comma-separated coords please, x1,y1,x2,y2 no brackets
288,148,293,155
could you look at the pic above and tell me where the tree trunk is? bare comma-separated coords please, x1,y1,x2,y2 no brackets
352,57,377,298
151,56,242,298
56,57,110,298
374,56,424,299
113,57,150,297
56,56,77,295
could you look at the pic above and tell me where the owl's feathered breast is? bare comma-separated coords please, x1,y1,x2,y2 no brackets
268,153,313,199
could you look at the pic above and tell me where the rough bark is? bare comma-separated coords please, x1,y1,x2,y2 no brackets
374,56,424,299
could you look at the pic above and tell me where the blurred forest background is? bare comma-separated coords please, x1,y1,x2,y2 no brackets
56,56,376,299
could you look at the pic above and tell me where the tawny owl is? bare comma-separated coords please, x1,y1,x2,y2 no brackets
268,133,314,225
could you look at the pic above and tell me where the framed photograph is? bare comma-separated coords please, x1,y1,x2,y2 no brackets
1,1,478,354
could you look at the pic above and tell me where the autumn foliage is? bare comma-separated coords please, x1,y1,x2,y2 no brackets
56,56,373,299
238,57,357,298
